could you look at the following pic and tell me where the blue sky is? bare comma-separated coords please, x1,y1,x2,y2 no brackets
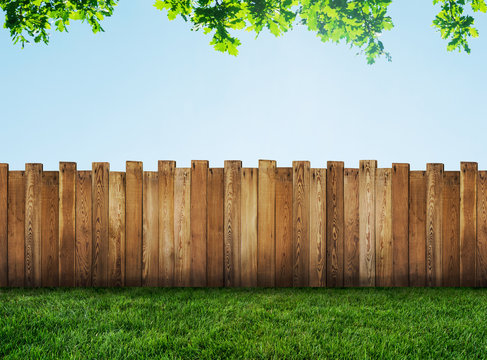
1,0,487,171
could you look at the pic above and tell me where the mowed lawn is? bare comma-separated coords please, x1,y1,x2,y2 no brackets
1,288,487,359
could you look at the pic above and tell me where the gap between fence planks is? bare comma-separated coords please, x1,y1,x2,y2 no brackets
0,160,486,288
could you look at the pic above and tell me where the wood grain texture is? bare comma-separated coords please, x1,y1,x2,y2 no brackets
477,171,487,286
207,168,224,287
359,160,376,287
257,160,276,287
241,168,258,287
41,171,59,287
174,168,191,287
327,161,344,287
76,171,92,286
0,164,7,287
25,163,42,287
59,162,76,287
442,171,460,287
7,171,25,287
158,161,175,287
309,168,325,287
92,162,109,287
190,161,208,287
108,172,125,287
375,168,392,287
143,171,159,287
275,168,293,287
344,169,359,287
460,162,477,286
409,171,426,287
224,161,241,287
293,161,310,287
126,161,143,287
426,163,443,287
392,164,409,287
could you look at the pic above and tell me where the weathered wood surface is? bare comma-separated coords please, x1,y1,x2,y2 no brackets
344,168,359,287
293,161,310,287
174,168,191,287
76,171,92,286
275,168,293,287
426,163,443,287
25,163,42,287
143,171,158,287
442,171,460,287
207,168,224,287
0,164,7,287
359,160,376,287
92,162,109,287
7,171,25,287
241,168,258,287
309,168,325,287
375,168,392,287
409,171,426,287
224,161,241,287
327,161,344,287
158,161,175,287
392,164,409,287
460,162,477,287
41,171,59,287
108,172,125,287
59,162,76,287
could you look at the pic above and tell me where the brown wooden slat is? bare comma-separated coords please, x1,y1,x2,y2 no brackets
7,171,25,287
392,164,409,287
309,168,325,287
426,163,443,287
224,161,241,287
375,168,392,287
0,164,7,287
143,171,159,287
59,162,76,287
460,162,477,286
409,171,426,287
207,168,224,287
41,171,59,287
25,163,42,287
158,161,175,287
241,168,257,287
442,171,460,287
108,172,125,287
174,168,191,287
344,168,359,287
477,171,487,286
190,161,208,287
126,161,143,287
257,160,276,287
75,171,92,286
92,162,109,287
275,168,293,287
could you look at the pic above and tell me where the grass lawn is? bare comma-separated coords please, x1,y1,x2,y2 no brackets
1,288,487,359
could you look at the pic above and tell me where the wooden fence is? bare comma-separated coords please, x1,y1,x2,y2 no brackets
0,160,486,287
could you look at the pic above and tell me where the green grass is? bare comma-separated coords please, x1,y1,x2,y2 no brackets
1,288,487,359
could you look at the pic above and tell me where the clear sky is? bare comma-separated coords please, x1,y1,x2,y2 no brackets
1,0,486,171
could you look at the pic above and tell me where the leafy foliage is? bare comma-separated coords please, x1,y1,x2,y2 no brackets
1,0,486,63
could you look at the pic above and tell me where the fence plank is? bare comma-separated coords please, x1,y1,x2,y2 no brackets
276,168,293,287
25,163,43,287
92,162,109,287
158,161,175,287
126,161,143,287
7,171,25,287
59,162,76,287
442,171,460,287
409,171,426,287
327,161,344,287
174,168,191,287
257,160,276,287
224,161,241,287
108,172,125,287
426,163,443,287
477,171,487,286
375,169,392,287
392,164,409,287
76,171,92,286
143,171,159,287
241,168,257,287
359,160,376,287
344,168,359,287
207,168,224,287
309,168,325,287
41,171,59,287
190,161,208,287
460,162,477,286
293,161,310,287
0,164,7,287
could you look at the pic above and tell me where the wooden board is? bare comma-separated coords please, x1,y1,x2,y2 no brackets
392,164,409,287
477,171,487,287
207,168,224,287
174,168,191,287
460,162,477,286
224,161,241,287
25,163,43,287
409,171,426,287
359,160,376,287
241,168,257,287
75,171,92,286
143,171,159,287
190,161,208,287
344,169,359,287
59,162,76,287
293,161,310,287
0,164,7,287
257,160,276,287
126,161,143,287
375,168,392,287
426,163,443,287
158,161,175,287
326,161,344,287
275,168,293,287
442,171,460,287
309,168,325,287
92,162,109,287
108,172,125,287
7,171,25,287
41,171,59,287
